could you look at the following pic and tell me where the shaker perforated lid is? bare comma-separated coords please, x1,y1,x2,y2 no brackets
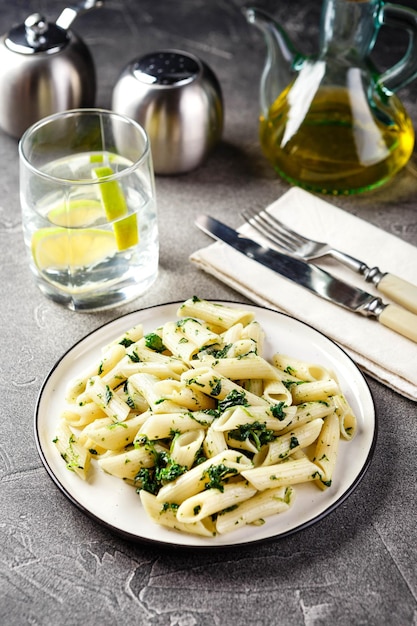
132,51,200,86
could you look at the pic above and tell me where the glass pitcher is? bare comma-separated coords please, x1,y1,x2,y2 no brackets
246,0,417,194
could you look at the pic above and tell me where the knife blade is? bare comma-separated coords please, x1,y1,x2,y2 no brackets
195,214,417,344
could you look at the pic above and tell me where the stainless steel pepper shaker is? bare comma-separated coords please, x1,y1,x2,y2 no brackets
112,50,224,175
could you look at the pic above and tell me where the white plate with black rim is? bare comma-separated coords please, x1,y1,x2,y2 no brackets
35,300,376,548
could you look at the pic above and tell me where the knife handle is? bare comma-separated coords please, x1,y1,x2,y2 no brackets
378,304,417,343
377,273,417,315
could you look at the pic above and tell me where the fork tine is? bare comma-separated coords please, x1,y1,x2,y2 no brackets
241,210,296,252
241,209,304,254
243,207,310,247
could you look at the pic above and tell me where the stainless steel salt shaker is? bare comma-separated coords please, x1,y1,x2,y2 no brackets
0,0,103,138
111,50,223,175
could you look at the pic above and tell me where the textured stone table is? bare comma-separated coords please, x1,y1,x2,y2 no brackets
1,1,416,624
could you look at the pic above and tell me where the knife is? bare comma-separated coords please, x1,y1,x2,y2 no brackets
195,215,417,344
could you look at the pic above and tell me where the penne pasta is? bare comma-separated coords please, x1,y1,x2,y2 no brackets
81,412,149,451
87,375,131,422
177,297,255,330
140,491,216,537
61,402,107,428
331,394,357,440
215,485,294,534
170,429,205,468
156,449,253,504
200,355,278,381
53,420,91,480
312,411,340,488
97,446,155,479
253,418,324,466
203,426,228,458
65,343,126,403
182,367,269,406
176,481,257,523
128,373,189,413
289,378,341,404
136,411,214,441
241,457,323,491
262,378,293,406
272,353,332,382
54,297,357,539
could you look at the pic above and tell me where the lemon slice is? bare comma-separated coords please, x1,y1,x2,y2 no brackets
93,165,139,251
47,198,105,227
32,228,117,271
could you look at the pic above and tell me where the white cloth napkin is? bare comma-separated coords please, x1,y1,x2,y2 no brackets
190,187,417,402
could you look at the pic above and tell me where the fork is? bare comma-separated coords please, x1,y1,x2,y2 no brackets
242,207,417,315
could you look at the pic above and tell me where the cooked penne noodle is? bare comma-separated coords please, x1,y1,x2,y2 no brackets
272,354,332,382
331,394,357,440
81,412,149,451
241,457,323,490
128,373,189,413
65,343,126,403
87,375,131,422
200,355,278,381
97,446,155,479
176,317,220,350
156,450,253,504
243,378,264,397
203,426,228,458
102,324,144,351
53,420,91,480
177,298,255,330
277,400,333,431
136,411,214,441
161,320,201,361
289,378,341,404
61,402,107,428
115,381,149,413
124,344,189,374
140,491,216,537
152,379,216,411
253,418,324,466
170,429,205,468
240,320,265,355
176,481,257,523
312,411,340,488
212,405,297,433
262,378,293,406
215,485,294,534
220,323,244,344
182,367,269,406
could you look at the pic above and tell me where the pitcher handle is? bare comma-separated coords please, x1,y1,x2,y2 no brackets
378,3,417,93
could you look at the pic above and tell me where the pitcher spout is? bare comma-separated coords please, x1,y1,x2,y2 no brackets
244,6,302,114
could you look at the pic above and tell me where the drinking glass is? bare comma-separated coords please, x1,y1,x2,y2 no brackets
19,108,158,311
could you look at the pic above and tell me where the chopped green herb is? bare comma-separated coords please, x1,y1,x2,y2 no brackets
105,385,113,405
270,402,286,420
144,333,166,353
204,463,238,492
228,421,275,451
128,350,141,363
218,389,248,412
210,378,222,397
119,337,135,348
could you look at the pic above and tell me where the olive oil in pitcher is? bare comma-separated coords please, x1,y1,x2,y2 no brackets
260,84,415,194
247,0,417,194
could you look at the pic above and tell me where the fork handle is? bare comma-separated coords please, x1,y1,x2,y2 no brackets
377,273,417,315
